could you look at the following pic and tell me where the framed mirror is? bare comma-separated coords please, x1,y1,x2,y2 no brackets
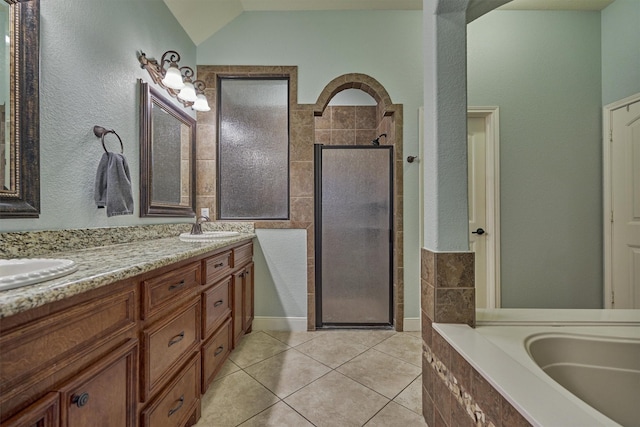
139,80,196,217
0,0,40,218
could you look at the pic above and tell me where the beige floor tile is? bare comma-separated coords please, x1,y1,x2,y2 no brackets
373,332,422,366
294,332,369,368
364,401,429,427
407,331,422,338
244,348,332,398
336,349,421,399
284,371,389,427
213,358,241,382
238,401,314,427
229,331,290,368
196,371,279,427
262,330,325,347
321,329,397,347
393,376,423,415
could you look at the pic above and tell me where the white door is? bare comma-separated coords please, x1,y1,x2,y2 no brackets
611,100,640,308
468,116,488,308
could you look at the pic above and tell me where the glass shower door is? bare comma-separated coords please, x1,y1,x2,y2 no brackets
316,145,393,326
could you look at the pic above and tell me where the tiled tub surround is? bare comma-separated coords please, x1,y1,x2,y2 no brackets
420,248,484,427
0,223,255,318
433,311,640,427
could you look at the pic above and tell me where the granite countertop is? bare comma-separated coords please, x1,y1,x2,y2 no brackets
0,233,255,319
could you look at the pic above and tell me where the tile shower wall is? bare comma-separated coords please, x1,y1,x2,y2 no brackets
196,67,404,331
420,248,532,427
314,105,378,146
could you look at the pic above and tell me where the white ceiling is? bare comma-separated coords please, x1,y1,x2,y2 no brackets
164,0,615,45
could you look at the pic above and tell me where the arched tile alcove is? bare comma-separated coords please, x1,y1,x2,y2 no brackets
312,73,404,330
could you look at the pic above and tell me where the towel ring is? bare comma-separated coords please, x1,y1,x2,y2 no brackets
93,125,124,154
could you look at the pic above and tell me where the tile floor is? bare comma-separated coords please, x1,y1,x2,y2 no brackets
194,329,428,427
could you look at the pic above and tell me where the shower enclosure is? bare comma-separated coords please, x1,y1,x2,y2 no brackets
315,145,394,327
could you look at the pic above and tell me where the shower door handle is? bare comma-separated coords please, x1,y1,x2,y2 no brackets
472,228,485,235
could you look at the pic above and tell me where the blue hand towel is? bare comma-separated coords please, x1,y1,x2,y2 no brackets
94,152,134,217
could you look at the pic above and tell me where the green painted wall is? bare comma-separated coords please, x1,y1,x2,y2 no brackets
198,10,425,321
1,0,195,232
468,11,603,308
602,0,640,105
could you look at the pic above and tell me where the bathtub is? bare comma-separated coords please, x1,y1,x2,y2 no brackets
433,309,640,427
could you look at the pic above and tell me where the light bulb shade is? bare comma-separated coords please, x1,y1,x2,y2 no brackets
162,65,185,90
193,93,211,112
178,82,197,102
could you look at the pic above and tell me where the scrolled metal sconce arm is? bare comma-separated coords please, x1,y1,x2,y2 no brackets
138,50,210,111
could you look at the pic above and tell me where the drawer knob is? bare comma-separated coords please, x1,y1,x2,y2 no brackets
214,262,224,268
168,280,185,291
168,395,185,417
71,392,89,408
168,331,185,347
214,345,225,356
214,300,224,307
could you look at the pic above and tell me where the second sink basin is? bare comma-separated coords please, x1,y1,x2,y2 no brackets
179,231,241,242
0,258,78,291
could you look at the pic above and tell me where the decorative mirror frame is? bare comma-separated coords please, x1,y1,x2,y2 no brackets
139,80,196,217
0,0,40,218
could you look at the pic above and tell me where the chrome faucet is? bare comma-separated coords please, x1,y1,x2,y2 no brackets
190,216,210,235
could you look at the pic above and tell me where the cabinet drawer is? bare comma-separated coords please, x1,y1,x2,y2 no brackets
0,287,136,405
60,340,138,427
143,301,200,400
142,262,200,319
202,278,232,339
233,242,253,268
204,251,231,285
201,318,232,393
141,354,200,427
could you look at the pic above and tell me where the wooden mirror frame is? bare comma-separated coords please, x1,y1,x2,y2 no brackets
139,80,196,218
0,0,40,218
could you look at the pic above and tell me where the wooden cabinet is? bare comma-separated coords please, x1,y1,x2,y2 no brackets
141,262,201,320
0,238,254,427
0,281,137,422
203,252,232,286
232,242,254,347
141,300,200,401
140,354,200,427
59,340,138,427
201,277,232,339
243,263,254,333
232,268,245,347
1,392,59,427
201,318,232,393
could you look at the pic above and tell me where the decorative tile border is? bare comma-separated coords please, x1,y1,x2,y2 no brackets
424,344,492,426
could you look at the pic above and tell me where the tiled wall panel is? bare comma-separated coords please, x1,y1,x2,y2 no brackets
420,248,532,426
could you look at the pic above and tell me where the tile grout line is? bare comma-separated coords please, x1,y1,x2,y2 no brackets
210,331,423,427
242,332,420,425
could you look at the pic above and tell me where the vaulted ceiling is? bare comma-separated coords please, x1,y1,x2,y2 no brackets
163,0,615,45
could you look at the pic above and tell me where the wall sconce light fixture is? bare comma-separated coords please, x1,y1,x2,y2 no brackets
138,50,211,112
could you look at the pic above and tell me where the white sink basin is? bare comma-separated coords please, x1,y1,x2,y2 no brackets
0,258,78,291
179,231,241,242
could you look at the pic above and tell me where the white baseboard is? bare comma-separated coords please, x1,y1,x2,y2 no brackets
252,316,308,331
253,316,422,332
403,317,421,331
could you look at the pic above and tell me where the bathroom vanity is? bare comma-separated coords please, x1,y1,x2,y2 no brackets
0,233,254,427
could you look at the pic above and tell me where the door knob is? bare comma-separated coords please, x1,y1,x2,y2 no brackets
472,228,485,235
